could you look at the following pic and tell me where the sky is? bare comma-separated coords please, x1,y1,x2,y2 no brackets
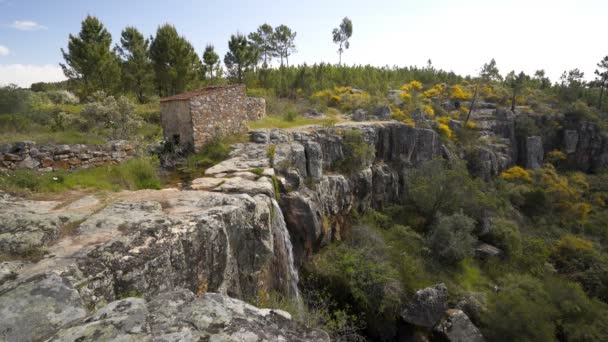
0,0,606,87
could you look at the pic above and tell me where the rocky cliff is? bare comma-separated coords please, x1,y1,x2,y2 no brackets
0,122,446,341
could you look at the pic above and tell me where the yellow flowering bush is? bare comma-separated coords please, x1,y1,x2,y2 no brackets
423,84,444,99
438,116,451,125
501,166,532,182
401,80,423,92
437,123,452,139
329,95,341,107
310,87,372,112
547,150,567,165
465,121,477,129
423,105,435,118
400,92,412,100
450,84,473,100
390,104,415,127
538,164,592,221
459,106,469,115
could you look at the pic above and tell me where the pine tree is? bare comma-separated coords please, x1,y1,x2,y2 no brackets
224,33,256,83
149,24,202,97
60,15,121,98
202,44,220,80
594,56,608,111
116,26,153,103
248,24,274,68
480,58,501,82
332,17,353,65
273,25,297,67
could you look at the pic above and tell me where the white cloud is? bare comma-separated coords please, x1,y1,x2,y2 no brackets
0,64,65,87
10,20,47,31
0,45,8,56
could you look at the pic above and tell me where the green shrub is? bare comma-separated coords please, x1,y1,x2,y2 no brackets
427,211,476,266
335,129,375,174
180,135,241,176
283,110,297,122
482,274,608,342
482,274,558,342
80,92,142,139
485,218,522,258
406,160,489,222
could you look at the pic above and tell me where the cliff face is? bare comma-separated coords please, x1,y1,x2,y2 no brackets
0,122,441,341
248,122,443,262
4,115,604,340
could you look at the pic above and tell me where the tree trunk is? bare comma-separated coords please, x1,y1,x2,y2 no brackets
511,90,516,112
465,84,479,125
599,83,605,111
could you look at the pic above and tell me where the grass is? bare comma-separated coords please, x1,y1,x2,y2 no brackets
247,114,340,129
177,133,248,179
0,156,162,195
0,130,106,145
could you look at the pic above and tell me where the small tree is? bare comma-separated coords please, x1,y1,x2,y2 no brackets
427,211,476,265
202,44,219,79
332,17,353,65
116,26,153,103
60,16,121,98
533,69,551,90
559,68,586,102
594,56,608,111
480,58,501,82
224,33,256,83
149,24,202,96
505,71,528,111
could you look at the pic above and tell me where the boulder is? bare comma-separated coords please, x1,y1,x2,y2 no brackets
373,104,392,120
352,109,368,121
474,242,504,260
401,283,449,328
49,290,329,341
455,292,487,326
433,309,485,342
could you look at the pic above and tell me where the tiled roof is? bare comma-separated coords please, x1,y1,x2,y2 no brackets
159,84,244,102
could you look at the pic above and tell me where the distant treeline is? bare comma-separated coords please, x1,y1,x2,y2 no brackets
22,15,607,113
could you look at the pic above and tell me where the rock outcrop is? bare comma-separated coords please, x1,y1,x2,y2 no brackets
433,309,485,342
561,121,608,172
525,136,544,170
401,283,449,328
49,290,328,342
250,122,442,261
0,122,446,340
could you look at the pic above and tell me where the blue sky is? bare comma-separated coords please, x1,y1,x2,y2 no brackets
0,0,606,86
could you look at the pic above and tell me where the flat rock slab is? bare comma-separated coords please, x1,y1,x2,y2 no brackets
0,273,87,342
49,290,329,341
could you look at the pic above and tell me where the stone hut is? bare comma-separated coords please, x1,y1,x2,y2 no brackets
160,84,265,152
